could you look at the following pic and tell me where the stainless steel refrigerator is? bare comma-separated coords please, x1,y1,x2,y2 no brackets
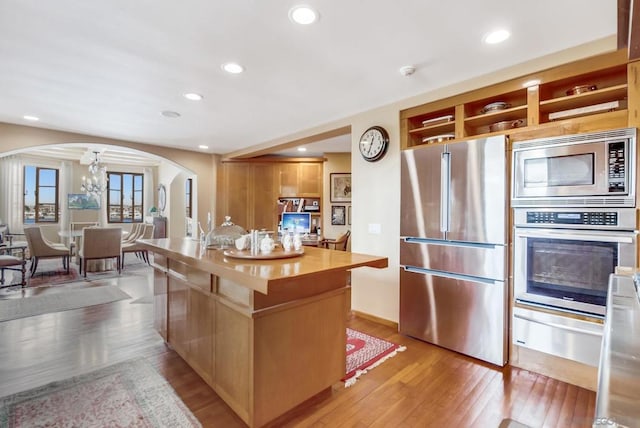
399,135,508,366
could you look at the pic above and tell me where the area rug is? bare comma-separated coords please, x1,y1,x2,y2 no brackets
344,328,406,387
28,266,80,287
0,286,131,322
0,358,201,427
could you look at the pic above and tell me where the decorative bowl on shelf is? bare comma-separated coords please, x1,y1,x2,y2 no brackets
489,119,526,132
480,101,511,114
565,84,597,96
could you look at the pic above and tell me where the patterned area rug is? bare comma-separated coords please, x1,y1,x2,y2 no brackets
0,286,130,322
0,358,201,427
344,328,406,387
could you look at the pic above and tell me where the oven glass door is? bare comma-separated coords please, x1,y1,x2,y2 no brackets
526,237,616,307
513,227,636,317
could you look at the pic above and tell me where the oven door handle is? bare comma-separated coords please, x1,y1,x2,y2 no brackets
515,229,635,244
514,313,603,337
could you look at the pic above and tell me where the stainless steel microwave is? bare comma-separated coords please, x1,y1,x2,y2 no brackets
512,128,636,207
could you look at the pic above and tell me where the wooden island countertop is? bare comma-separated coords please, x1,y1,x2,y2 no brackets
139,238,388,427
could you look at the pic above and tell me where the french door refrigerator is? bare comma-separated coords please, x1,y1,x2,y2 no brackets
400,136,508,366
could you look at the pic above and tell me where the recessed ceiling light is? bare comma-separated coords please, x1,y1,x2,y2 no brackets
484,29,510,44
199,145,209,150
161,110,181,118
23,115,39,121
289,5,318,25
222,62,245,74
297,147,307,152
184,93,203,101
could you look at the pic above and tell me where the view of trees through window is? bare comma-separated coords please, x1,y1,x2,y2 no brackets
23,165,59,223
107,172,143,223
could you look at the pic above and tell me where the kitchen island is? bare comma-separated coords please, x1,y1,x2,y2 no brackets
139,238,388,428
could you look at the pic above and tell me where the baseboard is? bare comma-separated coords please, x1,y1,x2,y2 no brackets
351,310,398,330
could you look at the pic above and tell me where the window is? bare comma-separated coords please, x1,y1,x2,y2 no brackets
185,178,192,218
107,172,143,223
23,166,59,224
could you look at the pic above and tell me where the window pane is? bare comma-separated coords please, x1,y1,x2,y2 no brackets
133,205,143,221
109,206,121,221
133,175,142,190
39,169,57,186
133,191,142,205
39,187,56,204
109,174,122,190
24,166,36,223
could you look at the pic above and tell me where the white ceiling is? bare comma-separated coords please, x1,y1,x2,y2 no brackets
0,0,617,157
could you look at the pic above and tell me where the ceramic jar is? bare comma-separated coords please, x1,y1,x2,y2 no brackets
260,234,275,254
282,233,293,251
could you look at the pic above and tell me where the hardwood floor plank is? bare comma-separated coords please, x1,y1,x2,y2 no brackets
0,268,596,427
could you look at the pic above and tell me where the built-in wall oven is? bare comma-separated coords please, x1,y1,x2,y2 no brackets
511,128,637,367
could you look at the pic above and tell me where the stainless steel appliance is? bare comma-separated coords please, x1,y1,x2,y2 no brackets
400,135,508,367
512,127,636,207
511,128,638,367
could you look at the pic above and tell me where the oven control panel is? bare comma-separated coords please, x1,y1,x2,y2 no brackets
608,141,626,192
526,211,618,226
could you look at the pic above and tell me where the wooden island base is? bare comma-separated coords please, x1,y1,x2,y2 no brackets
142,238,388,427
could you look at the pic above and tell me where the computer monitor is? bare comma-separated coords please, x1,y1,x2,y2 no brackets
281,212,311,234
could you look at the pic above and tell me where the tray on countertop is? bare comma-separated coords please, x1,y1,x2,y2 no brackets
223,248,304,260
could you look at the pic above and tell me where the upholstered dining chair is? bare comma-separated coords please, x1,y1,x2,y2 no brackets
78,227,122,277
319,230,351,251
0,244,27,288
122,223,143,244
24,226,71,277
121,223,155,268
69,221,99,256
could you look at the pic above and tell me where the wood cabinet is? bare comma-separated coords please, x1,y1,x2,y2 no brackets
142,239,388,428
217,160,323,232
401,49,632,149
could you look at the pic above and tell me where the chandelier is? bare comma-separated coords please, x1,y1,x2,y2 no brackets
81,151,108,196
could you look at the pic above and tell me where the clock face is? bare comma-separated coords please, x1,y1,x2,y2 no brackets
359,126,389,162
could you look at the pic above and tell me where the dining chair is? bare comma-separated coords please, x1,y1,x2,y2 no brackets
23,226,71,277
69,222,99,256
122,224,155,268
0,244,27,288
78,227,122,277
122,223,143,244
319,230,351,251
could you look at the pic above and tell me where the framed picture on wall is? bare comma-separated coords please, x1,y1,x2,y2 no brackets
347,205,351,225
330,173,351,203
331,205,346,226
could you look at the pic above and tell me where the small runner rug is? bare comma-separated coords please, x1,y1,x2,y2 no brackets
0,358,201,427
344,328,406,387
0,286,130,322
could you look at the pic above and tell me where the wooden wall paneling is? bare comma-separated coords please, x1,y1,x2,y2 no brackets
153,267,168,340
251,163,278,231
168,276,189,359
526,85,540,126
188,287,215,386
628,61,640,127
222,163,252,230
252,291,347,428
454,104,465,138
298,163,322,196
278,163,299,197
214,302,252,425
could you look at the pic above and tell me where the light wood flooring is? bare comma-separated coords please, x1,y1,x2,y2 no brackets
0,264,596,427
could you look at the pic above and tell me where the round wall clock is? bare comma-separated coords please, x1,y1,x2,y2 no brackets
359,126,389,162
158,184,167,213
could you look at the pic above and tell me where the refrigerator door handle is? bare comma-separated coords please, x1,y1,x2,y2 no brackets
440,152,450,233
402,265,501,286
402,236,502,249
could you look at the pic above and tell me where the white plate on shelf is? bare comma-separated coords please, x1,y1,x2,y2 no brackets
422,134,455,144
421,114,454,127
